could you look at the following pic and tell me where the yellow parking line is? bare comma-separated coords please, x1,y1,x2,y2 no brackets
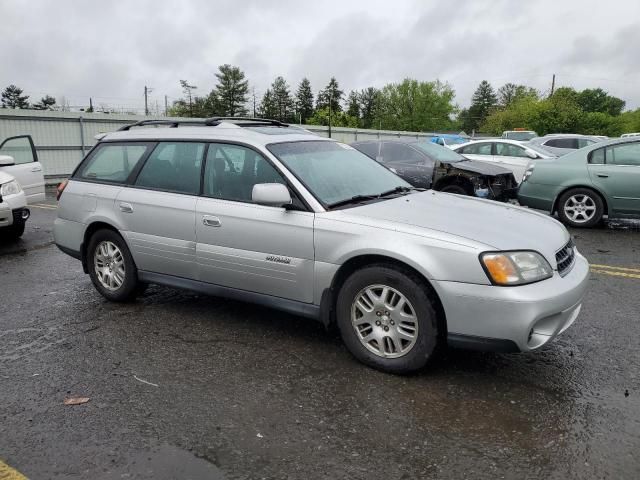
0,459,28,480
590,268,640,280
590,264,640,273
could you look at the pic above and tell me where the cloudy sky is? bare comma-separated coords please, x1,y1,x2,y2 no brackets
1,0,639,113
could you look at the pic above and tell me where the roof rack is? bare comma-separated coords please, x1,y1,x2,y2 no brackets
203,117,289,127
118,119,207,131
118,117,289,131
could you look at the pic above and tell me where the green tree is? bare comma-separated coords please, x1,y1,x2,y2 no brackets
214,64,249,116
258,89,278,119
1,84,30,109
463,80,498,132
270,76,295,122
375,79,457,132
576,88,625,116
295,78,314,123
498,83,538,107
359,87,381,129
346,91,360,120
33,95,56,110
179,79,198,116
306,107,358,128
316,77,343,112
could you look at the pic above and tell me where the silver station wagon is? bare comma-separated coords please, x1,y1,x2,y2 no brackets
54,117,590,373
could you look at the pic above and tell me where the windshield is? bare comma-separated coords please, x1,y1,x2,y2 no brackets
505,131,537,141
411,141,466,162
268,141,411,207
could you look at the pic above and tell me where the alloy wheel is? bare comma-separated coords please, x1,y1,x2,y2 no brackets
94,240,126,291
563,194,596,224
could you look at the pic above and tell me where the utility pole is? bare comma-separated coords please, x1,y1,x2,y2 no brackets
252,87,256,117
88,97,93,113
164,95,168,116
550,74,556,96
144,85,153,116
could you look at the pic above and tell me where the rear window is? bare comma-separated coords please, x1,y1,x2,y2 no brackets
545,138,577,149
78,143,150,183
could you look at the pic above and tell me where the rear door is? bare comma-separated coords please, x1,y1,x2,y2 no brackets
588,142,640,215
0,135,45,203
115,141,205,279
493,142,532,182
196,143,315,303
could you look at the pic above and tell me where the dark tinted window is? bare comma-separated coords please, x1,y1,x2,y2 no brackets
545,138,578,149
381,143,425,165
79,143,149,183
203,143,286,202
606,142,640,166
352,142,379,159
135,142,205,194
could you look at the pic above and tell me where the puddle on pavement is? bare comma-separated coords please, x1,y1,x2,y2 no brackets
94,445,226,479
606,218,640,231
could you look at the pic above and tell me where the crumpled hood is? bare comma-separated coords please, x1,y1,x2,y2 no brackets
343,191,570,265
444,159,512,176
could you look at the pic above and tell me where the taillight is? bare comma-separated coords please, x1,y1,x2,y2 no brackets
56,179,68,201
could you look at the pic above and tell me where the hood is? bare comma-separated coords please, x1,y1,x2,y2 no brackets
443,159,512,176
0,171,16,184
342,191,569,265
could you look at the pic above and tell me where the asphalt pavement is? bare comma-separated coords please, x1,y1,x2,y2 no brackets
1,195,639,479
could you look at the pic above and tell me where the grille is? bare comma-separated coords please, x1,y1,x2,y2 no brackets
555,239,576,277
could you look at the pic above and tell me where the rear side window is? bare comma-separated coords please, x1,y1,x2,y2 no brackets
135,142,205,195
79,143,149,182
381,143,425,165
589,148,605,164
352,142,379,160
461,143,491,155
545,138,577,149
203,143,286,202
495,143,528,157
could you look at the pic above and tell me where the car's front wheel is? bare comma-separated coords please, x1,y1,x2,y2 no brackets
336,265,439,374
557,188,604,228
87,229,142,302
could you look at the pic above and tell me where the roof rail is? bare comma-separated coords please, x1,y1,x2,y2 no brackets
204,116,289,127
117,119,207,131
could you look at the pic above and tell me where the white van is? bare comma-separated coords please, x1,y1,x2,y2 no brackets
0,135,45,204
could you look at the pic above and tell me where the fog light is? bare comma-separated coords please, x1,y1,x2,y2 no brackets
21,208,30,220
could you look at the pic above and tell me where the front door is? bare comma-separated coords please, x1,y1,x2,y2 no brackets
0,135,45,203
195,143,315,303
588,142,640,215
115,141,205,278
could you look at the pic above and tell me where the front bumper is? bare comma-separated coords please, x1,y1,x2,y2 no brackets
435,250,589,352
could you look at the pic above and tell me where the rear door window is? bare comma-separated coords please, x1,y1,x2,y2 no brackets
78,143,150,183
135,142,205,194
606,142,640,166
495,143,528,157
460,143,492,155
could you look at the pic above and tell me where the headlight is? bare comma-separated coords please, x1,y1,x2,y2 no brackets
522,164,535,182
480,251,552,286
0,179,22,196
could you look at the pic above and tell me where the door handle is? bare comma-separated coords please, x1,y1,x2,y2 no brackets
119,202,134,213
31,166,42,172
202,215,221,227
596,173,609,178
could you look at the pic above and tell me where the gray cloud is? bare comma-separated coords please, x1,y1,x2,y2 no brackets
1,0,638,112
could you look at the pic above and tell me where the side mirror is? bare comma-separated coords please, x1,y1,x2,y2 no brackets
0,155,15,166
252,183,292,207
525,150,538,159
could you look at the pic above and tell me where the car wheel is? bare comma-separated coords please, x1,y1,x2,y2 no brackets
440,184,468,195
87,229,141,302
557,188,604,228
336,264,439,374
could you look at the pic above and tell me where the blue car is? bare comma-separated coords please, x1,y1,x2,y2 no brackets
430,134,469,148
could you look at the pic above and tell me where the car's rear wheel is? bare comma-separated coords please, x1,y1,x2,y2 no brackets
87,229,141,302
336,264,439,374
557,188,604,228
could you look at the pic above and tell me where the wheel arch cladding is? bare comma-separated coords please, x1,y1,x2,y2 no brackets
323,254,447,337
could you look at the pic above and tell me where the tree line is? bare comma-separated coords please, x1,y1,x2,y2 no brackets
3,66,640,135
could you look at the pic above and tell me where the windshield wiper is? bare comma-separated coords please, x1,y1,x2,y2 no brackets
327,186,419,209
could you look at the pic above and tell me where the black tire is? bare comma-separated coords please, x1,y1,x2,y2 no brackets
86,229,141,302
556,188,604,228
336,264,439,374
439,184,469,196
4,221,25,239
